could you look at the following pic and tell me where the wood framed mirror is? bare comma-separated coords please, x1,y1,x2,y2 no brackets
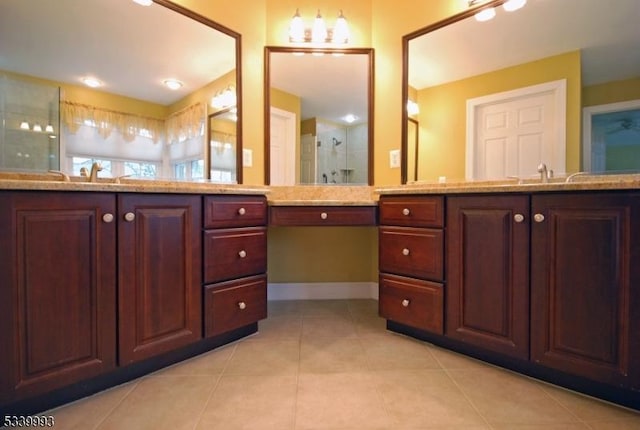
401,0,640,183
0,0,242,182
264,46,374,185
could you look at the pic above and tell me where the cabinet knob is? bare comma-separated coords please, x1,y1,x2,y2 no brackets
402,248,410,256
534,213,545,223
402,299,410,307
238,301,247,310
238,250,247,258
402,208,410,216
238,207,246,215
102,213,114,223
320,212,328,219
124,212,135,222
514,213,525,223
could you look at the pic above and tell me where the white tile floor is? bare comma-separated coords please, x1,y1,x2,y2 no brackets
40,300,640,429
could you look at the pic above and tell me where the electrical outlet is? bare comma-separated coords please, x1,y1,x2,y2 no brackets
242,149,253,167
389,149,401,168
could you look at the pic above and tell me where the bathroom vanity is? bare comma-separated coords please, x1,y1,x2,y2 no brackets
1,177,640,414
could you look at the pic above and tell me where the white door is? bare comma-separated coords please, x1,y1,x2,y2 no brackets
270,107,296,185
466,80,566,180
299,133,317,184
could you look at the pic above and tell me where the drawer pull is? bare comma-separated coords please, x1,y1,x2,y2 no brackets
514,213,525,223
238,301,247,310
402,208,410,216
402,248,410,256
124,212,135,222
402,299,410,307
534,213,545,223
238,207,246,215
102,213,114,223
238,250,247,258
320,212,328,220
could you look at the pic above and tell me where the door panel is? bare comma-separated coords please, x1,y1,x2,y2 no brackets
118,194,202,365
446,195,530,359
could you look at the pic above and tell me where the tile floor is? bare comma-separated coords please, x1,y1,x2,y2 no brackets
41,300,640,429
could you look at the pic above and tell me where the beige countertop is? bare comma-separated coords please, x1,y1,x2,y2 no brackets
2,174,640,203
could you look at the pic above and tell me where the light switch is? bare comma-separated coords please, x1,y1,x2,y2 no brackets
242,149,253,167
389,149,401,168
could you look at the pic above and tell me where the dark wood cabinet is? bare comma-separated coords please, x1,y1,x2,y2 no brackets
118,194,202,365
269,205,377,226
446,195,530,360
530,193,640,389
0,192,117,404
203,195,268,339
378,195,445,334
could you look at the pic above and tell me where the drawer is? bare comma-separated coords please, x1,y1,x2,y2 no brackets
205,275,267,337
204,227,267,283
379,226,444,281
379,195,443,228
204,195,267,228
379,273,443,334
269,206,377,226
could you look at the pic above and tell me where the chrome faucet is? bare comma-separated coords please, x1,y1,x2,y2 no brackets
89,162,103,182
537,163,549,183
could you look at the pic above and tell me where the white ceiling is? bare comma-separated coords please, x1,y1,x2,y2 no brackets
0,0,236,106
409,0,640,90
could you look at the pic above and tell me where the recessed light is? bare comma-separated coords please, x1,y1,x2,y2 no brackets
82,77,103,88
163,79,183,90
342,114,358,123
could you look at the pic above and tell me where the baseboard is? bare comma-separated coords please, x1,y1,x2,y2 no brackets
267,282,378,301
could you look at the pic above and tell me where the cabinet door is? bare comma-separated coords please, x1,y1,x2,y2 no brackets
531,193,640,388
446,195,530,360
118,194,202,365
0,192,116,404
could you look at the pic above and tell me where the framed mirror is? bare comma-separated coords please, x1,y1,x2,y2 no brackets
0,0,242,182
207,108,238,183
402,0,640,183
264,46,374,185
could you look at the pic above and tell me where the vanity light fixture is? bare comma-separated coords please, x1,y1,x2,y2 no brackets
210,85,236,109
163,79,183,90
20,121,29,130
468,0,526,21
82,77,103,88
45,125,54,133
407,100,420,116
288,9,350,44
33,124,43,132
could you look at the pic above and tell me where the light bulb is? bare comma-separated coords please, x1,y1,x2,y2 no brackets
163,79,183,90
333,10,350,43
503,0,526,12
33,124,43,132
474,7,496,22
289,9,305,42
311,10,327,43
45,124,54,133
20,121,29,130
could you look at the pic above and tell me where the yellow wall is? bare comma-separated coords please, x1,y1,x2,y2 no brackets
583,77,640,107
416,51,582,181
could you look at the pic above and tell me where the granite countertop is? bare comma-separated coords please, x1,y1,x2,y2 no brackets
376,175,640,195
2,173,640,203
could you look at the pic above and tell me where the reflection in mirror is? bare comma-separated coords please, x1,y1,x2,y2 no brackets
402,0,640,183
208,108,238,183
265,47,373,185
0,0,242,182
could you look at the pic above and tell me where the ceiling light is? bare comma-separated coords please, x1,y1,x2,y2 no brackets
132,0,153,6
163,79,183,90
342,114,358,123
503,0,526,12
474,7,496,22
82,77,103,88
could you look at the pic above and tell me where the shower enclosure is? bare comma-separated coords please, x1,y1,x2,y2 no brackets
300,119,368,184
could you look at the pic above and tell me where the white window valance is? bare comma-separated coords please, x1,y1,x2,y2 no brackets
61,101,165,144
165,102,206,145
